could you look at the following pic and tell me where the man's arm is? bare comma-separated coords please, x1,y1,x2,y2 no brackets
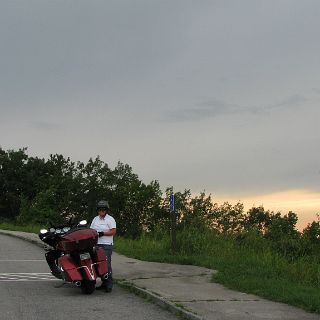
90,217,96,229
101,228,116,236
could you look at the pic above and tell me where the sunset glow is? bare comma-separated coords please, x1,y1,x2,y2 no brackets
214,189,320,231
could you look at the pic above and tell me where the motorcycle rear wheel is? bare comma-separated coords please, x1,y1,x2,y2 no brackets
81,280,96,294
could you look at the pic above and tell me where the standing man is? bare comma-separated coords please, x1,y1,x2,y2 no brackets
90,200,116,292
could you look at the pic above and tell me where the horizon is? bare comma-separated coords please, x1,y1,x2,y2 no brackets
2,145,318,231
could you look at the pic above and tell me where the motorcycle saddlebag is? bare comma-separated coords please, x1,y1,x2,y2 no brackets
92,246,108,276
58,255,82,281
59,229,98,253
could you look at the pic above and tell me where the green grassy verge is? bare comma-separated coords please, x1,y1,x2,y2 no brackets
114,232,320,314
0,222,42,234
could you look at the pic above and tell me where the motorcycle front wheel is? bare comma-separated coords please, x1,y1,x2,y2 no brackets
81,280,96,294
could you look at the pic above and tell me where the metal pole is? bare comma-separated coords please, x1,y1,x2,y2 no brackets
170,191,176,254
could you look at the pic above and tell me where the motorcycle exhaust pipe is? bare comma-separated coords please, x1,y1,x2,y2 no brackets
101,273,109,280
74,281,82,287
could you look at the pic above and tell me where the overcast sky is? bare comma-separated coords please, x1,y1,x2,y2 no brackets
1,1,319,224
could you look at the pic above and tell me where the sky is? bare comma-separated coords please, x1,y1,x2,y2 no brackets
1,0,319,229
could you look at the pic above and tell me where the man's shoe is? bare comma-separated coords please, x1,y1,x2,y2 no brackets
105,287,112,293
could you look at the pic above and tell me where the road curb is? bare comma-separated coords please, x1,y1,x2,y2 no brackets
0,229,203,320
0,229,44,249
116,280,204,320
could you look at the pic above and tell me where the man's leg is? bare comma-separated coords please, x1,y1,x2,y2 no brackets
104,245,113,291
97,244,113,292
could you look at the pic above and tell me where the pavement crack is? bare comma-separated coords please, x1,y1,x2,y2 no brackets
172,299,260,303
128,274,209,280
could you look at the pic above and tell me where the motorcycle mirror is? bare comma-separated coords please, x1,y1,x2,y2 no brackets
40,229,48,234
79,220,87,225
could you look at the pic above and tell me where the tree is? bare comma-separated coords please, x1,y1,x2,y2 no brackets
264,211,302,259
302,215,320,255
181,191,214,231
266,211,299,241
208,201,245,234
17,188,58,224
79,156,112,220
0,148,28,219
244,206,271,234
109,162,163,238
303,220,320,244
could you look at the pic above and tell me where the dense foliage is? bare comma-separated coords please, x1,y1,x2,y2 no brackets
0,147,319,258
0,147,163,238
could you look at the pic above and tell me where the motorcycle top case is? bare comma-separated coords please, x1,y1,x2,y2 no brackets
58,228,98,253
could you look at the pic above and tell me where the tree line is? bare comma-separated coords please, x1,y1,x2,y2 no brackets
0,147,319,258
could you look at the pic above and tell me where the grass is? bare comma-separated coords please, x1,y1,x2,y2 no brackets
1,222,319,313
114,231,320,314
0,222,43,234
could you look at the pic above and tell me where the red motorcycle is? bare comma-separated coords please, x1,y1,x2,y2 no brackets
39,220,108,294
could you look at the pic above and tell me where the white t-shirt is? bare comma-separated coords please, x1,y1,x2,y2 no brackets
90,215,116,245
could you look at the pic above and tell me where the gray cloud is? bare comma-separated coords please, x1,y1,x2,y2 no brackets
160,94,307,123
160,99,239,123
312,88,320,94
264,94,307,110
30,121,61,131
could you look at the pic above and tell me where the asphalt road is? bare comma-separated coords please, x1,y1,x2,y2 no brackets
0,234,178,320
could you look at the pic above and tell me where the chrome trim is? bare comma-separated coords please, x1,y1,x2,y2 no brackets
76,264,96,280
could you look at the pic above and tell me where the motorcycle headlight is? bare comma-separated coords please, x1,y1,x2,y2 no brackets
40,229,48,234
